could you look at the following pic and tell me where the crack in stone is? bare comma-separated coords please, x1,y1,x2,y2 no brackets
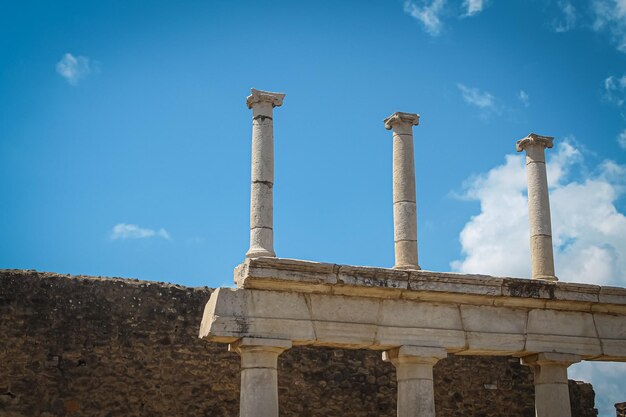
252,180,273,188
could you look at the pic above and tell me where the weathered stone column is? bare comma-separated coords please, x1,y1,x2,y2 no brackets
516,133,557,281
383,346,447,417
229,337,292,417
522,353,581,417
384,112,421,270
245,89,285,258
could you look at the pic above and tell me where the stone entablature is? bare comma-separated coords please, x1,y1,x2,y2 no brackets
200,257,626,360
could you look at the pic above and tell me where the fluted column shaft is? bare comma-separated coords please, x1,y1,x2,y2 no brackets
516,133,557,281
384,112,421,270
383,346,446,417
246,89,285,258
229,337,292,417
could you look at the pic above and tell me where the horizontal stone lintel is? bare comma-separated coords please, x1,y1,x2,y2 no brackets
233,257,626,314
199,286,626,361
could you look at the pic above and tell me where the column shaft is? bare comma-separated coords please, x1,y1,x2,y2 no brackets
516,134,557,281
522,353,580,417
385,112,421,270
230,338,291,417
383,346,446,417
245,89,285,258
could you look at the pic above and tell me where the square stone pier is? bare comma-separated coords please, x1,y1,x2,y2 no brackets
200,257,626,417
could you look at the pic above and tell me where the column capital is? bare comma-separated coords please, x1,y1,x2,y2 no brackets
516,133,554,152
384,112,420,131
229,337,292,369
228,337,292,353
246,88,285,109
521,352,581,367
383,345,447,365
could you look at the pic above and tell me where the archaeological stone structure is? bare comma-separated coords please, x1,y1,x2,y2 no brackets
0,269,601,417
199,89,626,417
2,88,626,417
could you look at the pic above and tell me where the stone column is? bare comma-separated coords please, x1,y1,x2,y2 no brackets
383,346,447,417
516,133,557,281
229,337,292,417
384,112,421,270
245,89,285,258
522,353,581,417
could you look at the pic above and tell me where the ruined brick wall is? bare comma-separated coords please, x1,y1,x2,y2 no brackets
0,269,597,417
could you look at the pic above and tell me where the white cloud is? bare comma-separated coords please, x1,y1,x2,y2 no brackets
462,0,485,17
553,1,577,32
518,90,530,107
592,0,626,52
403,0,446,36
110,223,171,241
451,140,626,417
604,74,626,107
452,140,626,286
619,129,626,149
457,83,501,117
55,53,98,85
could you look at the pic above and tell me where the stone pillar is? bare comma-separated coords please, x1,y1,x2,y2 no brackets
522,353,581,417
516,133,557,281
245,88,285,259
383,346,447,417
229,337,292,417
384,112,421,270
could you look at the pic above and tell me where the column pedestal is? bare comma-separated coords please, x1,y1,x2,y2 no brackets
229,337,292,417
522,352,581,417
383,346,447,417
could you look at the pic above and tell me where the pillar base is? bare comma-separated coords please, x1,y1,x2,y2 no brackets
393,264,421,271
533,275,558,282
246,248,276,258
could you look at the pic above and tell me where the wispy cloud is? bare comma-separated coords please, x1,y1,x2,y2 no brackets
518,90,530,107
403,0,446,36
110,223,171,241
604,74,626,107
552,1,577,32
462,0,485,17
591,0,626,52
457,83,502,118
619,129,626,149
56,53,99,85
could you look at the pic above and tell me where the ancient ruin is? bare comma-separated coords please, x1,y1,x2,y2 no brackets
2,88,625,417
199,89,626,417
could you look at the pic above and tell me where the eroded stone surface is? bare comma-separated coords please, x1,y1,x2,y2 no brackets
246,88,284,259
0,269,599,417
206,258,626,359
517,133,557,281
385,111,420,270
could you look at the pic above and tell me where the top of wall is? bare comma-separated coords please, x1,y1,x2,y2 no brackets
235,257,626,314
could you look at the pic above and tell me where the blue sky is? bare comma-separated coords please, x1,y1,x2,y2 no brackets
1,0,626,415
